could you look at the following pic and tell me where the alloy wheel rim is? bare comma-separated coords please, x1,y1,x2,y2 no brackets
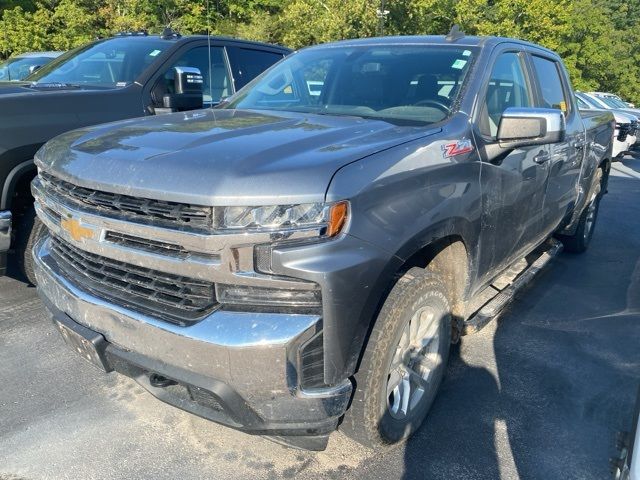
386,306,441,420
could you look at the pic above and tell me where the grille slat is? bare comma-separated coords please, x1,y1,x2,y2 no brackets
104,231,196,259
49,236,217,324
40,172,213,231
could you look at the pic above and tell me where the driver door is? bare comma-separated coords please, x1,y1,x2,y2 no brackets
474,50,550,284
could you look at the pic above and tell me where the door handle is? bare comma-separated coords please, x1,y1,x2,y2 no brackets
533,152,551,164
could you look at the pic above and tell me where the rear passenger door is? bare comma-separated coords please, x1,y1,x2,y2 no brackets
474,50,550,282
528,54,584,235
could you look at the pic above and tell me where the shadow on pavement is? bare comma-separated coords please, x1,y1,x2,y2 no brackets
3,253,31,286
396,173,640,479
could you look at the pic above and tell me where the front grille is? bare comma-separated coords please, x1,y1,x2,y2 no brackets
104,231,201,260
40,171,214,232
630,121,638,136
49,236,217,324
618,124,631,142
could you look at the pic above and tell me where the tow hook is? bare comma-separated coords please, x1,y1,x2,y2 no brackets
149,373,178,388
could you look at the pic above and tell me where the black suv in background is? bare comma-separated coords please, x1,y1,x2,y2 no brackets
0,31,290,283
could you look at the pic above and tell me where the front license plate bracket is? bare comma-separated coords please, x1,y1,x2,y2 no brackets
53,313,113,372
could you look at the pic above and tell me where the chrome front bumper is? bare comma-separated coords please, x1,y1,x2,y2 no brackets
34,236,351,446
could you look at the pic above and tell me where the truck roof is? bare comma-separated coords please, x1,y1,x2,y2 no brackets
312,35,558,56
103,33,291,52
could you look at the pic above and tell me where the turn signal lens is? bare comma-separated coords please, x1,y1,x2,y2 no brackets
327,201,348,237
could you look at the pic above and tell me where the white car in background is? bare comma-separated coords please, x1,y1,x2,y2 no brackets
576,92,637,158
583,92,640,145
590,91,635,108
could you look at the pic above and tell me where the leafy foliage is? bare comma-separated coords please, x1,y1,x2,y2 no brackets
1,0,639,103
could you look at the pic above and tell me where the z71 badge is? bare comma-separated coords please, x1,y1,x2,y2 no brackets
442,139,474,157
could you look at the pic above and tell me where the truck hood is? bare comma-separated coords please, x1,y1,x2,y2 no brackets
0,81,35,95
36,109,440,206
0,82,102,96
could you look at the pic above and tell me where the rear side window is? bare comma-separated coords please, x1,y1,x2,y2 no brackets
480,52,532,137
227,47,284,90
531,56,570,114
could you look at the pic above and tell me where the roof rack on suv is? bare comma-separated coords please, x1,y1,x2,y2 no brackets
446,24,465,41
115,31,149,37
160,27,181,40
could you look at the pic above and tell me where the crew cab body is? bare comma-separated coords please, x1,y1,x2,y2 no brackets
0,33,290,277
32,35,613,450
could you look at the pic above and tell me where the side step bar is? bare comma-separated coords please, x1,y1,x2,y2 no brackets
462,239,563,335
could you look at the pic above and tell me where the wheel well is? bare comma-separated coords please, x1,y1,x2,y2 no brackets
402,236,470,336
7,167,37,224
355,235,470,370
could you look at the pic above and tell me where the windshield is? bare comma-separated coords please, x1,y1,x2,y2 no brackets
578,94,604,109
0,56,54,81
27,38,169,87
596,96,623,109
602,96,628,109
225,45,477,125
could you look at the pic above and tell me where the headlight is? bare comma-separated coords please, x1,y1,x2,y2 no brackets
217,200,348,237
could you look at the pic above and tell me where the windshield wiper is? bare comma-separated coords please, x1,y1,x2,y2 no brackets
29,82,82,89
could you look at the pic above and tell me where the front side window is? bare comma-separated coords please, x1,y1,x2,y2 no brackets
480,52,532,137
225,45,477,125
154,46,230,106
531,56,569,114
28,38,169,87
227,47,285,90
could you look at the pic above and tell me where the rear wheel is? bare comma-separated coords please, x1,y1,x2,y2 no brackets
557,168,603,254
16,207,47,285
341,268,451,448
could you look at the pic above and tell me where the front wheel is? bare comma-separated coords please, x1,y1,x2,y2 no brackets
340,268,451,448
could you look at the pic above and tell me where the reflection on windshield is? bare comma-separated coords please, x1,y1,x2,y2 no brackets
225,45,476,125
0,57,54,81
27,38,168,88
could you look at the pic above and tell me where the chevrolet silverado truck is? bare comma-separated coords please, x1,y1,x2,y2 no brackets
32,33,614,450
0,30,289,283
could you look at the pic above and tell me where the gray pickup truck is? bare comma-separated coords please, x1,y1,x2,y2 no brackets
0,31,289,283
32,33,614,450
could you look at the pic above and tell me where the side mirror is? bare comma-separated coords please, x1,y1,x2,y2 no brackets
28,65,42,75
497,107,566,147
162,66,204,112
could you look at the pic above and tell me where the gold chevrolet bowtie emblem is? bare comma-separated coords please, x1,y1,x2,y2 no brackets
60,217,95,242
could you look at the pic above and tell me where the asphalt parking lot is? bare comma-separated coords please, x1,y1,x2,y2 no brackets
1,159,639,480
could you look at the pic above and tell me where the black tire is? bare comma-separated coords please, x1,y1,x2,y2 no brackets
341,267,451,448
15,207,47,286
557,168,603,254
